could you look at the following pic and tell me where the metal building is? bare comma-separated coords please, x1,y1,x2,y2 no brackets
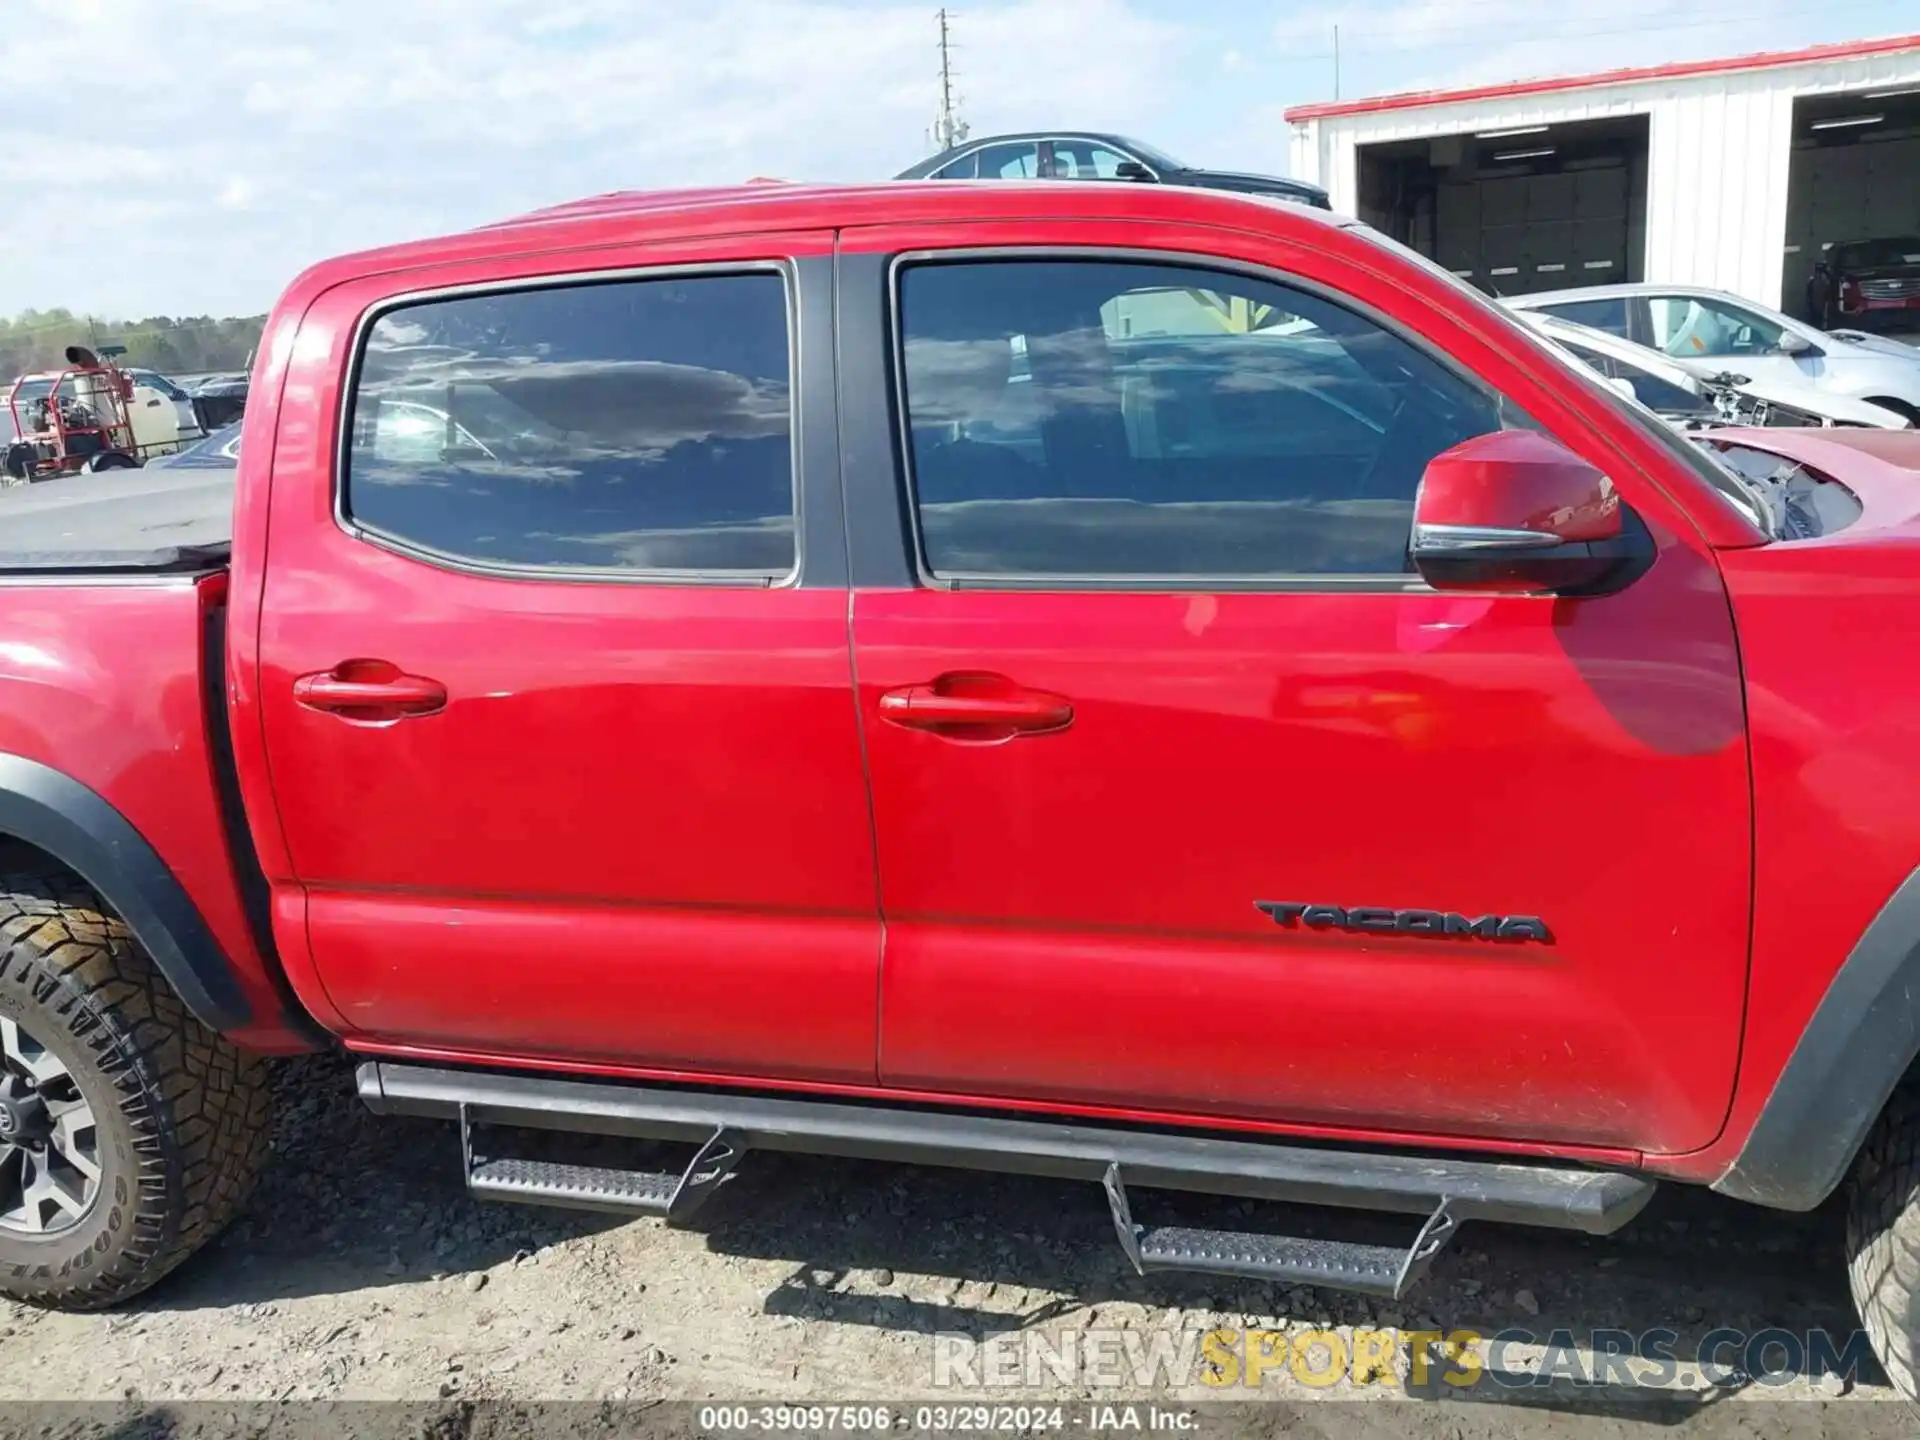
1286,34,1920,317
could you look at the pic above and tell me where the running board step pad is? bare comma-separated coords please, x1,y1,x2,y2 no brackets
458,1108,746,1224
468,1155,677,1215
1138,1229,1414,1295
1103,1162,1458,1298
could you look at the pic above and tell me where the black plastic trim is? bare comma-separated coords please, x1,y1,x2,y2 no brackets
836,249,919,590
1716,865,1920,1210
792,255,849,589
360,1061,1655,1234
1412,512,1657,597
0,751,252,1031
199,606,328,1048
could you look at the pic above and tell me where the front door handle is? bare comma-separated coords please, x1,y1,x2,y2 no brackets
878,673,1073,739
294,661,447,720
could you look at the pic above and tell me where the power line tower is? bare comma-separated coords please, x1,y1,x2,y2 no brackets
930,8,969,152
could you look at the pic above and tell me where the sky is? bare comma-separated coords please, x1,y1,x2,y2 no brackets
1,0,1914,319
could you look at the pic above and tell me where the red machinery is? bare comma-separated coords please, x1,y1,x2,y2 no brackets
3,345,145,482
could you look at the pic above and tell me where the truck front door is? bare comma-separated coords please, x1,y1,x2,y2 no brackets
844,230,1753,1154
253,238,881,1082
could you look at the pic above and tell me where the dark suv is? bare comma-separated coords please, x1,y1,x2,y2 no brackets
1808,236,1920,331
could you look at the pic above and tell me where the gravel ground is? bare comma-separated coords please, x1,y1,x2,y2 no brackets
0,1055,1911,1436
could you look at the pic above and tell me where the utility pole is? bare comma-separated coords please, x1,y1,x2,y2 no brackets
930,8,969,152
1333,24,1341,102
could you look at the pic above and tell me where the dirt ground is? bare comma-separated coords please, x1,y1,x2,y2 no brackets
0,1055,1912,1437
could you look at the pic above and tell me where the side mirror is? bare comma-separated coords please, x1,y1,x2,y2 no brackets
1410,430,1652,596
1777,331,1822,358
1114,161,1155,182
1604,375,1638,402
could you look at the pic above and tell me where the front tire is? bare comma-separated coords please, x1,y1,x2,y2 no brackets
0,870,270,1307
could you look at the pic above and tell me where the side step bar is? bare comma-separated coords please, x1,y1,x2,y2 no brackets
362,1062,1653,1295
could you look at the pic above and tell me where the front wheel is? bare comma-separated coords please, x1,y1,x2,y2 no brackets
0,870,271,1307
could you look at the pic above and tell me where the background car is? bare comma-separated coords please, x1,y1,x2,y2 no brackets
1807,236,1920,333
126,369,205,441
896,132,1332,209
189,372,249,431
1507,283,1920,427
1512,309,1909,429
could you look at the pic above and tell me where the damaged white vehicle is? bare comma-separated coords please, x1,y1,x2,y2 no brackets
1511,310,1910,431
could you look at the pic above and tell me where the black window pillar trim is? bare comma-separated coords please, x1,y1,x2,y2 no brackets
793,255,850,589
0,750,288,1037
836,248,920,590
1714,864,1920,1210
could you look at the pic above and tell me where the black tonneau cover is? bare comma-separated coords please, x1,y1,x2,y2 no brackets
0,468,233,573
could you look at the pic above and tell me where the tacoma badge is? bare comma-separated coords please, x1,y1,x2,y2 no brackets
1256,902,1551,944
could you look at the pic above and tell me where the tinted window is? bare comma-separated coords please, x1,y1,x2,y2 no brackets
897,260,1512,579
1537,297,1630,337
345,273,794,575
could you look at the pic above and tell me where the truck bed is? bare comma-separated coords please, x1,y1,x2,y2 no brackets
0,467,232,571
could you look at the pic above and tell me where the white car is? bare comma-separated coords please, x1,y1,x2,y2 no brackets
1511,310,1909,430
126,369,205,441
1507,284,1920,428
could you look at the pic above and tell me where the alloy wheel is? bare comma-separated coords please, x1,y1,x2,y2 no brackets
0,1016,100,1235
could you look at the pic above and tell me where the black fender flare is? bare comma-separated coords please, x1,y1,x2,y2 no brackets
1716,866,1920,1210
0,751,252,1031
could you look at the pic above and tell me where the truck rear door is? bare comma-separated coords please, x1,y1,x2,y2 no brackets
252,236,881,1082
839,221,1753,1155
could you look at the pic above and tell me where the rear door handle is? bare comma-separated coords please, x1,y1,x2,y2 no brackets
294,662,447,720
878,674,1073,739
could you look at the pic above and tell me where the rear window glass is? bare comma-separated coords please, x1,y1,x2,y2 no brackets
343,272,796,577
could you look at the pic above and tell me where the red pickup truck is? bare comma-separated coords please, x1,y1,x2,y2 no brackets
4,180,1920,1389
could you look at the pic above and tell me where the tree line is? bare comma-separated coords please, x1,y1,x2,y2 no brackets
1,309,266,381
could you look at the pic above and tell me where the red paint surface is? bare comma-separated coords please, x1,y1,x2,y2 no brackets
0,578,302,1050
1284,33,1920,123
1652,429,1920,1178
1417,430,1621,542
853,572,1750,1152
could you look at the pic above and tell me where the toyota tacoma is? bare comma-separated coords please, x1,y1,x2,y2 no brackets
3,181,1920,1392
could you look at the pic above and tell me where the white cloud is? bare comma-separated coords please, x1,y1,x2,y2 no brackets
0,0,1188,317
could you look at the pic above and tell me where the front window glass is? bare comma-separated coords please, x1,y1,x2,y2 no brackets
896,258,1519,579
